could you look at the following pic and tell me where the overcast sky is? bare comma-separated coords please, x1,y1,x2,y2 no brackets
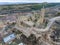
0,0,60,3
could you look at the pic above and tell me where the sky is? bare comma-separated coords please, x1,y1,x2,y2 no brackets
0,0,60,5
0,0,60,2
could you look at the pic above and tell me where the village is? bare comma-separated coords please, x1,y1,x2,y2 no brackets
0,3,60,45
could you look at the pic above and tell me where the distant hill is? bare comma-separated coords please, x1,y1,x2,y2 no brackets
0,3,60,14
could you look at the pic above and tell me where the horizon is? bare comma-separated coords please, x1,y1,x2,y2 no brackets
0,2,60,5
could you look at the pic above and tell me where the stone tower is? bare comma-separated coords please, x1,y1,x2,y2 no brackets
37,6,45,25
40,6,45,24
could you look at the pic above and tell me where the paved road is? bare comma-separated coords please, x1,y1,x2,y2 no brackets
15,16,60,37
2,16,60,37
33,16,60,32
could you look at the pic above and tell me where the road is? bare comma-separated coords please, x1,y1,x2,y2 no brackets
15,16,60,37
2,16,60,38
33,16,60,32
